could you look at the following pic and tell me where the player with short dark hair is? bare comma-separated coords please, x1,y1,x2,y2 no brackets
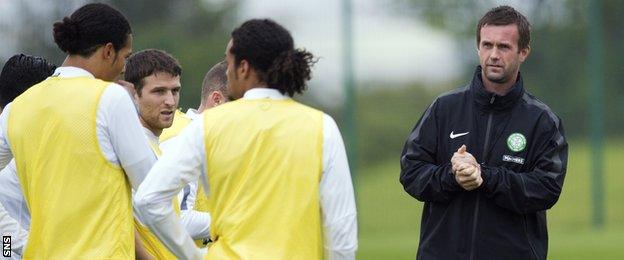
123,49,183,259
0,54,56,109
0,54,56,258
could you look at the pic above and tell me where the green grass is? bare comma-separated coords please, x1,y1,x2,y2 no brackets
356,140,624,259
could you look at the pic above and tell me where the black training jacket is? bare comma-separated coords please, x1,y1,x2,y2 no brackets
400,66,568,260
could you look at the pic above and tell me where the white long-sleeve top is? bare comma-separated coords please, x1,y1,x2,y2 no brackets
161,109,211,241
135,88,358,260
0,66,156,189
0,200,27,256
0,160,28,230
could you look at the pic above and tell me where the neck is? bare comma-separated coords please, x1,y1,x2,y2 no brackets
242,83,269,95
151,128,162,137
62,55,99,78
481,71,517,96
197,100,207,113
140,118,162,138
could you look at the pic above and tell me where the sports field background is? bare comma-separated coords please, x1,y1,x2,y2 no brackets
356,139,624,259
1,1,623,258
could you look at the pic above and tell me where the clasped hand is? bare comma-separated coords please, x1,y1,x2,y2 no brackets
450,145,483,191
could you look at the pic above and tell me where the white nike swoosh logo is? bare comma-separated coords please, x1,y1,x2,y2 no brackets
450,131,469,139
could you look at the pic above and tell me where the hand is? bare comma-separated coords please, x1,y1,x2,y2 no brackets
454,162,483,191
451,145,478,172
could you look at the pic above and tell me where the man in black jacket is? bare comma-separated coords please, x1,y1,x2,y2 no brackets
400,6,568,260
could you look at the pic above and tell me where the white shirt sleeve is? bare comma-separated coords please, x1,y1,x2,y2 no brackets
179,181,211,240
0,201,28,255
0,103,14,169
320,114,358,260
162,137,212,240
0,160,30,230
134,117,206,260
98,84,157,189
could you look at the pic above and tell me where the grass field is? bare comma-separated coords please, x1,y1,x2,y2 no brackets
356,140,624,259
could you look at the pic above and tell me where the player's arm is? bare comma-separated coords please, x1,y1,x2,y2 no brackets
0,201,27,255
0,160,28,224
400,99,461,203
134,118,206,259
102,84,157,189
479,115,568,214
163,139,211,240
320,114,357,260
179,182,211,240
0,103,15,169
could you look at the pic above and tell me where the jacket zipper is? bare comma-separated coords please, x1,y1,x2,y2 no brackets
523,215,539,260
469,95,495,260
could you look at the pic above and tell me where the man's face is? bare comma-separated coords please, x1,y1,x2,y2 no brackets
104,35,133,81
225,39,243,100
477,24,529,85
135,72,181,135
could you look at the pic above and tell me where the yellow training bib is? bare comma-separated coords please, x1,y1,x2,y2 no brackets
9,77,134,259
203,98,324,260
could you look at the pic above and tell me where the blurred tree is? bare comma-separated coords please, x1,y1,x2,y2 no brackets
0,0,240,110
109,0,240,109
394,0,624,138
351,82,455,166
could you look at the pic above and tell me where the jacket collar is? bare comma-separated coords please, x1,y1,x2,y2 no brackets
471,66,524,112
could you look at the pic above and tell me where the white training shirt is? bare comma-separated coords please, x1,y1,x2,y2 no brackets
0,202,27,256
134,88,358,260
0,160,28,229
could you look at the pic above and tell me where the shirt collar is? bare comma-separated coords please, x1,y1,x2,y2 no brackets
51,66,95,78
242,88,287,100
185,108,201,120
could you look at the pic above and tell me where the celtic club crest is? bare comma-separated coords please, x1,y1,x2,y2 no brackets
507,133,526,152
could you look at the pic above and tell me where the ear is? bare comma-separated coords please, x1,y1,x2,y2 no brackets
519,46,531,62
210,91,224,106
238,60,250,79
102,43,115,61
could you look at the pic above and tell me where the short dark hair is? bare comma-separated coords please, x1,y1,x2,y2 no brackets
201,60,228,99
477,5,531,50
0,54,56,109
230,19,316,97
124,49,182,96
53,3,132,57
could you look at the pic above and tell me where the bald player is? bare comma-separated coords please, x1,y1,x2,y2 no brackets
160,60,229,247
